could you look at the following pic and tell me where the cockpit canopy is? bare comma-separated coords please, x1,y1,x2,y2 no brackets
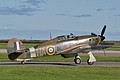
57,33,75,42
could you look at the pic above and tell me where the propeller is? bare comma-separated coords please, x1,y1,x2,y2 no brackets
91,25,107,56
91,25,106,41
100,25,107,56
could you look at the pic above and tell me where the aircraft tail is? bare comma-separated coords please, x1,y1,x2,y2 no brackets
7,38,25,60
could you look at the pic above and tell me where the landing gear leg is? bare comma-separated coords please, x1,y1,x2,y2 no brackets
74,55,81,64
87,51,96,65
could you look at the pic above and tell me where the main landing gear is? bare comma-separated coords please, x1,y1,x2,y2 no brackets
87,51,96,65
74,55,81,64
74,52,96,65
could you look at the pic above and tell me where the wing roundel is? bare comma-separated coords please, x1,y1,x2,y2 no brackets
45,45,56,56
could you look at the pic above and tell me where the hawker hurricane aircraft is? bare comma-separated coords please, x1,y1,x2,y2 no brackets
7,25,110,65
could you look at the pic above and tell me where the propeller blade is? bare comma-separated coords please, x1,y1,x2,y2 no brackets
91,33,97,36
101,25,106,36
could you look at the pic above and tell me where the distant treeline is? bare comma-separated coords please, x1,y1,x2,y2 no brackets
100,41,114,45
0,40,120,45
0,40,47,44
100,41,120,45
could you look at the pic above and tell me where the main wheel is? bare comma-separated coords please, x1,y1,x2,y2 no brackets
74,58,81,64
87,59,94,65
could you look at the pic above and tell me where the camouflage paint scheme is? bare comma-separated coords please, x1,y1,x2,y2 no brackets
7,25,110,65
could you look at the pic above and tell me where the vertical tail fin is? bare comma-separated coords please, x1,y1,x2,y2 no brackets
7,38,25,60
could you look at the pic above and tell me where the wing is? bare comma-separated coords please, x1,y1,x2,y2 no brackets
80,45,111,51
59,43,111,55
90,45,111,50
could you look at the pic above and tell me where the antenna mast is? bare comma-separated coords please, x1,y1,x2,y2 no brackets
50,32,52,40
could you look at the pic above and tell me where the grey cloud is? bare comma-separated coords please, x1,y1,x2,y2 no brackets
0,6,40,15
25,0,47,6
96,9,104,11
115,14,120,17
55,13,70,16
55,13,92,18
0,0,47,16
73,14,92,18
109,8,116,11
96,8,116,12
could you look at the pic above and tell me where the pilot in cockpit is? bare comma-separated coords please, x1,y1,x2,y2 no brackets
67,33,75,39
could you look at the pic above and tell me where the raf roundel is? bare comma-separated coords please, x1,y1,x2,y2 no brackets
46,45,56,56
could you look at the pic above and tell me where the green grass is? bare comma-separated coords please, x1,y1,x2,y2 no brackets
106,46,120,51
0,54,120,62
0,66,119,80
24,43,37,48
0,54,9,62
0,43,7,49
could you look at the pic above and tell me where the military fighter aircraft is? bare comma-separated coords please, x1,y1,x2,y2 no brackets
7,25,110,65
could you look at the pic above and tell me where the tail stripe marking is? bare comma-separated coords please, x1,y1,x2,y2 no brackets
14,41,22,50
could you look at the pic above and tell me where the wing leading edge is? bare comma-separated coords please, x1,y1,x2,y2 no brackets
90,45,111,50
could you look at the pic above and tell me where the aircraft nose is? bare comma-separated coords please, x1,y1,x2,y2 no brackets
101,36,105,41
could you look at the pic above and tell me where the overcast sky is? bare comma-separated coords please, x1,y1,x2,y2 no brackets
0,0,120,40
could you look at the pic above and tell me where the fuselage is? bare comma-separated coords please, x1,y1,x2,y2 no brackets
26,35,101,58
7,35,102,61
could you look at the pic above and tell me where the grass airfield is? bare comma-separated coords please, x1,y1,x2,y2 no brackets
0,42,120,80
0,54,120,80
0,66,120,80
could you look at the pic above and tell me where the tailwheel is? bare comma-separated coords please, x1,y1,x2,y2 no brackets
87,59,94,65
21,61,25,65
74,58,81,64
